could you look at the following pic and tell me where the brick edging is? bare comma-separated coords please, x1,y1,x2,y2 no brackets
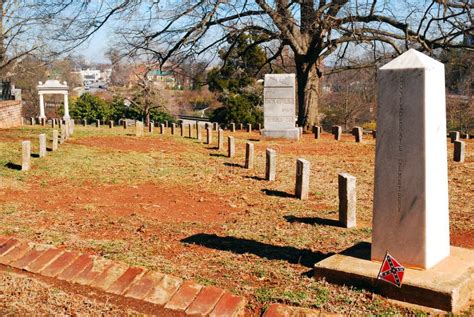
0,235,246,316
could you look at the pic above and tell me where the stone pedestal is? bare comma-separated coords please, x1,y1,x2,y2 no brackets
171,123,176,135
372,49,449,269
96,119,101,128
261,74,300,141
149,122,154,133
230,123,235,132
160,124,165,134
314,244,474,313
262,129,300,140
109,121,114,128
247,123,252,133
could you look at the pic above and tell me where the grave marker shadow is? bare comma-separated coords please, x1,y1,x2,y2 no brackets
284,215,343,228
5,162,21,170
181,233,333,268
261,188,294,198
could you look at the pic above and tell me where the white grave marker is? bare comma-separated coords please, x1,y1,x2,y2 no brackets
372,49,449,269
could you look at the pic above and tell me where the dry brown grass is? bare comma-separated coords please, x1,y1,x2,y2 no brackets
0,270,139,315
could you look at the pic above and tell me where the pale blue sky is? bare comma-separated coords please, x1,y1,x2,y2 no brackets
76,27,110,64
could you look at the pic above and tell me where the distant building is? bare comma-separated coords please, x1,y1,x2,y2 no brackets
74,68,112,86
146,69,177,89
128,65,179,89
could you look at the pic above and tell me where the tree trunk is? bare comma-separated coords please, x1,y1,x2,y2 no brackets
0,0,5,71
295,57,320,127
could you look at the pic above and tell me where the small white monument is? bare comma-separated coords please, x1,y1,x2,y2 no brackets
261,74,300,140
37,80,70,119
372,49,450,269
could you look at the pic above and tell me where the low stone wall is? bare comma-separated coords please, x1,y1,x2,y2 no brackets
0,100,22,129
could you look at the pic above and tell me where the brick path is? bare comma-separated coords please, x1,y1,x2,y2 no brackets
0,235,325,316
0,235,246,316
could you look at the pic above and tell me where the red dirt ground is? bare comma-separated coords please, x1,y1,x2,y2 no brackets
451,231,474,248
70,136,197,153
0,181,237,224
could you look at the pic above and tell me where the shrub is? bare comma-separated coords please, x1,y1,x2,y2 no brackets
362,120,377,131
70,93,113,121
209,90,263,126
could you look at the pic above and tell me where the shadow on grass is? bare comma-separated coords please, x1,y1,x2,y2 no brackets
224,162,244,168
262,189,294,198
5,162,21,170
284,215,343,228
31,153,40,158
181,233,333,268
339,241,371,260
247,138,260,142
206,146,219,150
210,153,227,157
244,175,266,181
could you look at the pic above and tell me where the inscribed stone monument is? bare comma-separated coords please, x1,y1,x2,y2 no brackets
261,74,300,140
372,49,449,269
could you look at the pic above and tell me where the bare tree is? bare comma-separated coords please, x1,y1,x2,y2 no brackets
105,48,131,87
8,1,472,126
320,67,376,130
122,62,169,126
0,1,71,74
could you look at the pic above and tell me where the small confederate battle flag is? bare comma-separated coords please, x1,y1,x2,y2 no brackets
377,252,405,288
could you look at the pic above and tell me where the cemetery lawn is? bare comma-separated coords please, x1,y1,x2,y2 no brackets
0,126,472,315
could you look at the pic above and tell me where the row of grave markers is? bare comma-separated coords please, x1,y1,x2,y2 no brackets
155,121,357,228
27,116,468,163
21,119,75,171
